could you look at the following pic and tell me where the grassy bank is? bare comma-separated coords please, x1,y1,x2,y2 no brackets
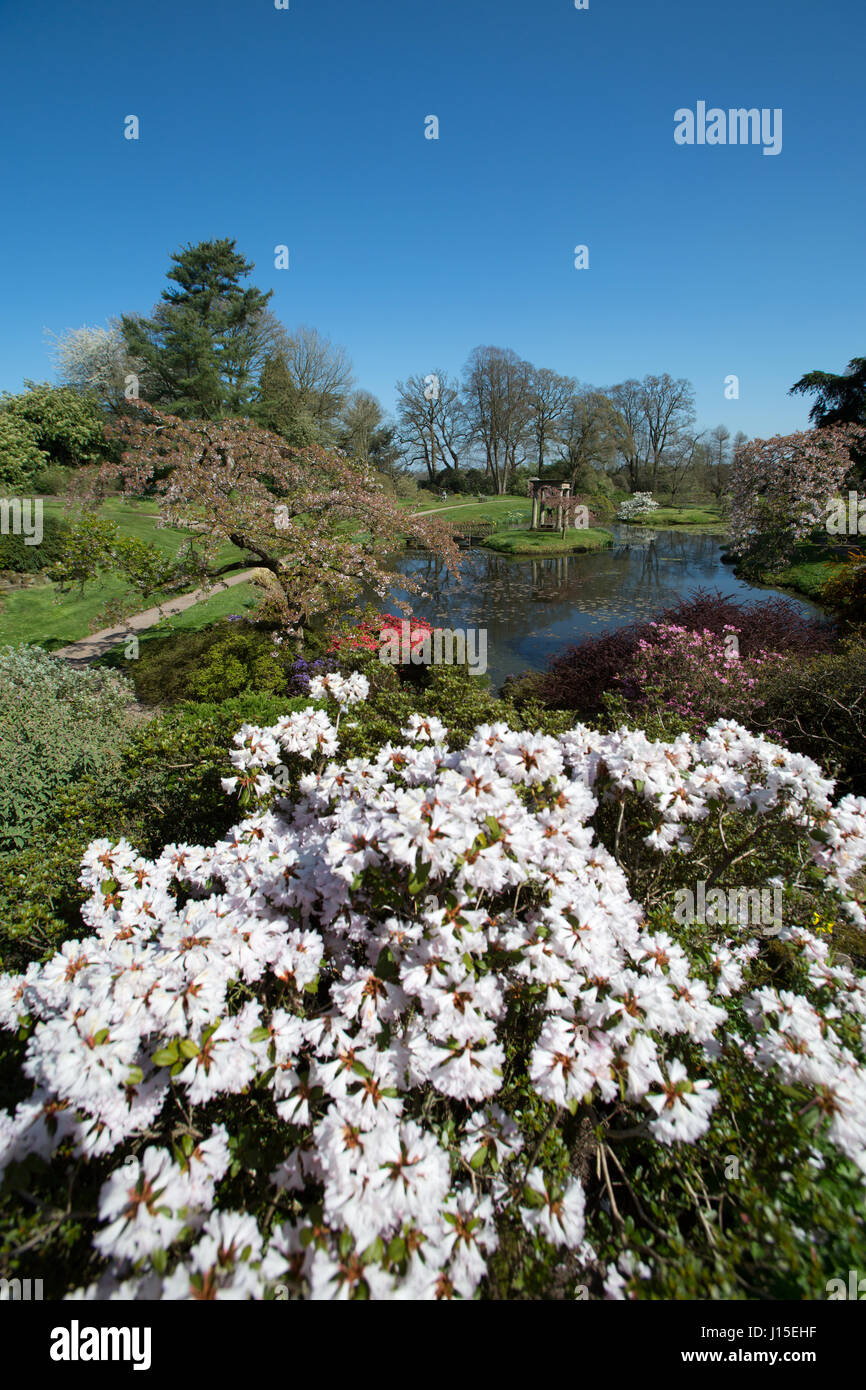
760,559,838,600
625,505,728,533
482,526,613,555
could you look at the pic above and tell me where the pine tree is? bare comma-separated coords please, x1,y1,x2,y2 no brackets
252,354,316,448
121,239,272,419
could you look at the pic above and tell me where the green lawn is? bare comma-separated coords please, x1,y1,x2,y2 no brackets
0,499,249,648
93,582,261,674
627,505,726,531
425,497,531,524
483,526,613,556
144,580,259,634
762,560,838,600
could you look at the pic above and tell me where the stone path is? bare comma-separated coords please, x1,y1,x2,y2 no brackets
53,501,486,665
55,570,258,666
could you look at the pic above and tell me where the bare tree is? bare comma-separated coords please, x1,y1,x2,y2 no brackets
609,374,696,492
283,325,355,444
462,346,533,494
607,378,644,491
526,365,576,474
664,427,706,501
556,387,619,489
395,370,466,481
704,423,732,500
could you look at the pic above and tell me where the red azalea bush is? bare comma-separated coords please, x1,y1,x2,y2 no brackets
327,611,438,662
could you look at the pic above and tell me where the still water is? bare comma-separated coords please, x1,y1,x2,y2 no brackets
385,525,825,691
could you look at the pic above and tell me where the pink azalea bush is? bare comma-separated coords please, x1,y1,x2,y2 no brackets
1,673,866,1299
617,623,784,728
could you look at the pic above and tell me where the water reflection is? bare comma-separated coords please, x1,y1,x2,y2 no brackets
381,525,824,691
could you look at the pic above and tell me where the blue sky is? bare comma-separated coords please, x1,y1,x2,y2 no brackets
0,0,863,440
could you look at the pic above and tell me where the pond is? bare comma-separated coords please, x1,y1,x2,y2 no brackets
384,524,826,691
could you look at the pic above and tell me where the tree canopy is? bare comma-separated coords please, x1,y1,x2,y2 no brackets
121,239,273,419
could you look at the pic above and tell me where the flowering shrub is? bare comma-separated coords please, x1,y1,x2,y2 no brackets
616,493,658,521
327,612,437,662
2,676,866,1299
616,623,784,728
509,591,832,722
284,654,339,695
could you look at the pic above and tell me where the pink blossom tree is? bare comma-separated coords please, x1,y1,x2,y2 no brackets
730,424,866,566
73,403,460,635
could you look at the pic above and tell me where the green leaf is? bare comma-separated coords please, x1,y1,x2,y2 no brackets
126,1066,144,1086
249,1026,270,1044
152,1044,178,1068
178,1037,200,1060
362,1236,384,1265
407,862,431,895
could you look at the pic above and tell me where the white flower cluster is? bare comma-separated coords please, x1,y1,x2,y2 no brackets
1,688,865,1300
616,492,659,521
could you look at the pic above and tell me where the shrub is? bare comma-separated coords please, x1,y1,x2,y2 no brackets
327,610,435,664
0,646,134,854
820,551,866,622
588,493,616,523
0,383,112,470
616,623,785,728
0,413,47,490
30,465,72,496
1,680,865,1300
752,639,866,795
0,692,310,972
0,513,70,574
106,621,296,706
616,492,658,521
392,475,423,502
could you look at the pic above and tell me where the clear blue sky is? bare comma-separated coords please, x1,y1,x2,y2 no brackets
0,0,863,440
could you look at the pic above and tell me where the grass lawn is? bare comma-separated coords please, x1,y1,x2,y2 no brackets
762,559,839,600
482,526,613,555
0,498,249,648
142,580,259,634
627,505,726,532
93,581,261,675
427,497,531,524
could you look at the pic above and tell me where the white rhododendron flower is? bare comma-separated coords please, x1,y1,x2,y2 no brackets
1,678,865,1299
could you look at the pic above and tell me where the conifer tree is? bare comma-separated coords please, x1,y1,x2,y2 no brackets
121,239,272,418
